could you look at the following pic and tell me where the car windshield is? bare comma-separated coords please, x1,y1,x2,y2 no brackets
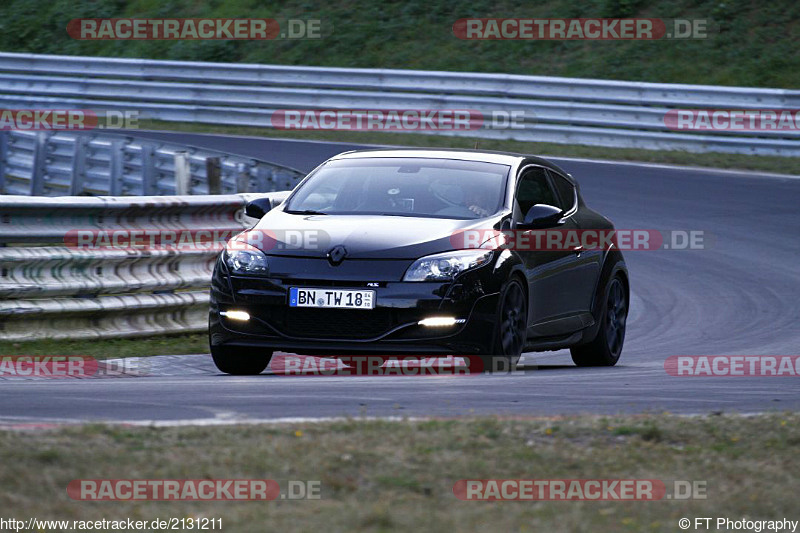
284,157,510,219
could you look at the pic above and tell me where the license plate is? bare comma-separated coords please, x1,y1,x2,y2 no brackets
289,287,375,309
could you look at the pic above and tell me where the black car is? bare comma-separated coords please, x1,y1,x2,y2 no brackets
209,149,629,375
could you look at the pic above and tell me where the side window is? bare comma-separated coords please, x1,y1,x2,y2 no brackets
549,172,576,211
515,167,558,217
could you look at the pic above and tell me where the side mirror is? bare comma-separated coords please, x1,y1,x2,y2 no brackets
244,197,274,219
518,204,564,229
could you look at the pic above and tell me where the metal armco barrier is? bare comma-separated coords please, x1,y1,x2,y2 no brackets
0,130,305,196
0,52,798,156
0,191,289,340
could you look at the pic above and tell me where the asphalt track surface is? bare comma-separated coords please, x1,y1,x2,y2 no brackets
2,131,800,426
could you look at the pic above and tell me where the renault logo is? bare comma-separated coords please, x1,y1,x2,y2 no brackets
327,245,347,266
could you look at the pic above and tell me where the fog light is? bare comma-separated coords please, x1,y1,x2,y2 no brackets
220,310,250,321
418,317,466,327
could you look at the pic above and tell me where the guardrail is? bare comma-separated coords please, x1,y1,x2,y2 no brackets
0,191,289,340
0,52,798,156
0,130,305,196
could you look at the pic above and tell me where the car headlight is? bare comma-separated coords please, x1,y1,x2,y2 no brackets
223,241,269,274
403,250,492,282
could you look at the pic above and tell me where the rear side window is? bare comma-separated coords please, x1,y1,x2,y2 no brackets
549,172,576,211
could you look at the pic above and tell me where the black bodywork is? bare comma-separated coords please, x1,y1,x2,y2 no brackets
209,149,628,358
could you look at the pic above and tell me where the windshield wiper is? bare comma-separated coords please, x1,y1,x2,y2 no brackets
285,209,329,215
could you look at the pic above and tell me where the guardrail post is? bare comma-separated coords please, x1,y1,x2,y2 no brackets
141,143,156,195
206,157,222,194
174,151,191,195
109,138,124,195
69,135,88,195
236,163,250,193
274,169,298,191
30,131,49,196
0,132,8,194
254,165,274,192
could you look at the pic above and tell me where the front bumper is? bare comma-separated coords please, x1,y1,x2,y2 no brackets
209,256,501,355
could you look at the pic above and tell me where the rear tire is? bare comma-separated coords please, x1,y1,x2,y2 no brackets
211,345,273,375
481,278,527,373
570,273,627,367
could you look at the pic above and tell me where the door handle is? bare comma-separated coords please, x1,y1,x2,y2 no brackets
572,246,584,256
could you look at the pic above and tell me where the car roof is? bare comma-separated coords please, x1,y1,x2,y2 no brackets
328,148,571,179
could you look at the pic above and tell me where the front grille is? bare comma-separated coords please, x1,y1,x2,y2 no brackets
261,307,398,339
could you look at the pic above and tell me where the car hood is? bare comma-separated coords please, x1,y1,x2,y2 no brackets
246,210,504,259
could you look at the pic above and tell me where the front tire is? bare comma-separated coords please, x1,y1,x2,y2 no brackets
211,345,273,375
482,278,527,373
570,274,627,367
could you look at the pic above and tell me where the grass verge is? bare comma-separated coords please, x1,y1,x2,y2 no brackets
1,0,798,89
0,333,207,359
142,120,800,176
0,413,797,531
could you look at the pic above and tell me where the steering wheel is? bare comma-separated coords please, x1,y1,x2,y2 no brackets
430,182,464,208
304,184,340,210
